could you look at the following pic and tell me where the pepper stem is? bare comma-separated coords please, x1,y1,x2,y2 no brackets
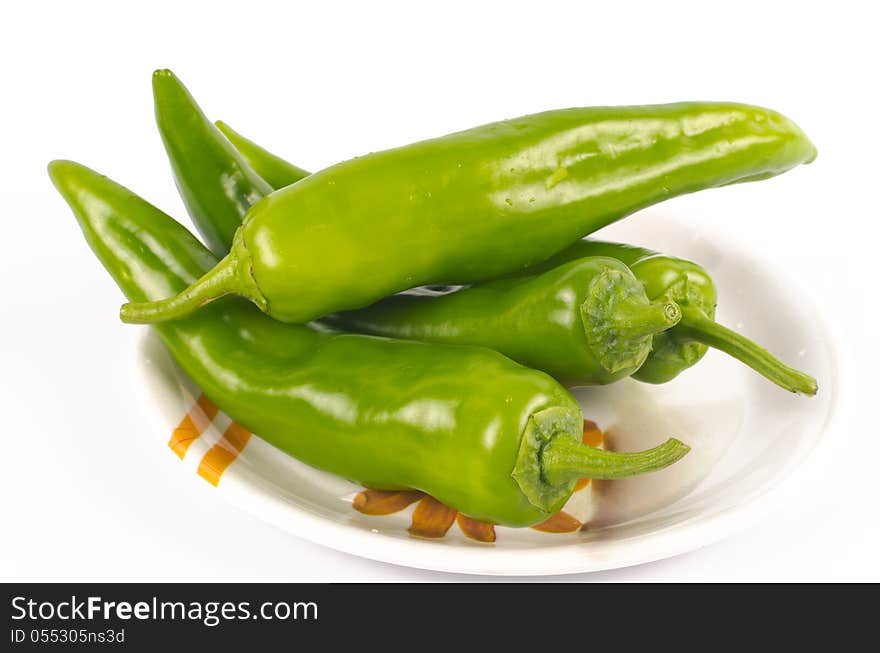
675,306,818,395
541,437,690,486
119,238,266,323
607,298,682,338
582,268,682,376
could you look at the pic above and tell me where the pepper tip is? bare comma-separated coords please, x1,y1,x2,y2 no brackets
47,159,81,192
151,68,180,94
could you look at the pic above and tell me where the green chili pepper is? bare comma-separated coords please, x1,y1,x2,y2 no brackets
523,240,818,394
50,160,689,528
322,258,683,386
154,72,681,386
151,70,274,258
214,116,819,395
120,76,816,325
323,245,816,394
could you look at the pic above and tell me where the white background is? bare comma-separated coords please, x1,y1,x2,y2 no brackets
2,1,878,581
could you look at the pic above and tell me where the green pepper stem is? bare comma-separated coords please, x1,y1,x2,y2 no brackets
675,306,818,395
607,298,682,338
582,269,683,376
119,250,264,323
540,437,690,486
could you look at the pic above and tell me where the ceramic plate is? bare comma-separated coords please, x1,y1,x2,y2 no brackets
133,213,839,575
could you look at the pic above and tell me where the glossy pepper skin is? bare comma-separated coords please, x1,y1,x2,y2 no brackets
120,90,817,325
214,116,818,394
49,160,689,528
153,74,682,386
216,120,310,190
324,257,682,386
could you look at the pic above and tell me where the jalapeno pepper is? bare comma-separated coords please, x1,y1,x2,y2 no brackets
50,160,689,528
154,71,683,386
121,70,816,325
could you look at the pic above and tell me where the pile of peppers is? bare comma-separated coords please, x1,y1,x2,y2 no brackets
50,70,818,529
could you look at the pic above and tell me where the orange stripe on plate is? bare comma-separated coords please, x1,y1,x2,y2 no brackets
197,421,252,486
353,489,425,515
532,511,583,533
456,514,496,543
582,419,604,447
408,496,457,538
168,394,219,459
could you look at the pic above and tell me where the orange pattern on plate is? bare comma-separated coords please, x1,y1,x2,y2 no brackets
169,396,604,539
408,496,458,538
353,490,425,515
531,511,583,533
456,514,496,543
581,419,604,447
346,419,604,540
168,394,218,459
197,421,252,486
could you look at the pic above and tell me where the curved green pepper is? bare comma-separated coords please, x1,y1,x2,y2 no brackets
215,115,818,395
121,77,816,325
50,160,689,528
